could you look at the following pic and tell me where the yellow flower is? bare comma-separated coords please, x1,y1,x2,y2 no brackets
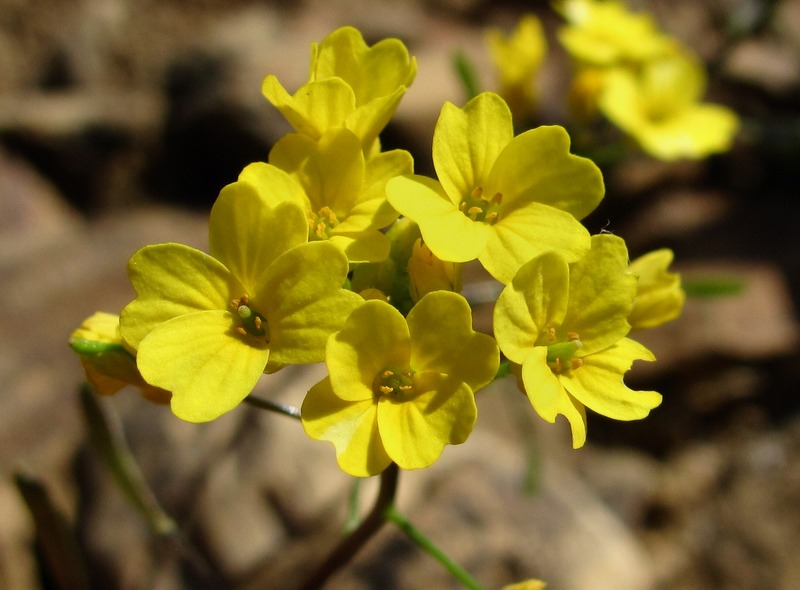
387,92,603,284
503,580,547,590
557,0,675,67
302,291,499,476
69,312,170,404
628,248,685,330
485,14,548,120
493,234,661,448
262,26,417,152
598,50,740,160
241,127,411,263
119,182,362,422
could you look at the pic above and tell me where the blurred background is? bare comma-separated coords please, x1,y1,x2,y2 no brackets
1,0,800,588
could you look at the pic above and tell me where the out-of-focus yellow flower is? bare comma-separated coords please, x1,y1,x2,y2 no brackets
628,248,685,330
407,239,461,303
70,312,170,404
503,580,547,590
262,26,417,152
598,50,740,160
302,292,499,476
387,92,603,284
557,0,675,67
485,14,548,121
494,235,661,448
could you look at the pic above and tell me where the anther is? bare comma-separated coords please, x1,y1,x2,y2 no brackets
254,316,263,331
547,327,557,342
567,331,580,341
485,212,498,224
236,327,248,336
554,358,562,373
471,186,484,200
570,358,583,370
467,206,483,220
491,192,503,204
381,369,394,379
379,385,393,394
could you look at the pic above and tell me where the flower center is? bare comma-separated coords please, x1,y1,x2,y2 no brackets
372,368,415,398
459,186,502,225
545,330,583,373
309,206,339,240
231,294,270,343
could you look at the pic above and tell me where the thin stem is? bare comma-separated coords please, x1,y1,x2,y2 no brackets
243,394,301,419
300,463,399,590
386,505,486,590
344,478,363,534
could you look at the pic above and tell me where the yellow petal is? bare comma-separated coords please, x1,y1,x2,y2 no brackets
407,291,499,393
262,76,356,139
377,372,476,470
560,337,661,422
433,92,513,202
258,241,362,365
487,125,604,220
209,185,308,290
137,310,269,422
521,347,587,448
302,376,391,477
237,162,309,211
562,234,636,354
482,202,590,284
493,251,569,363
120,244,242,349
387,175,490,263
325,299,411,402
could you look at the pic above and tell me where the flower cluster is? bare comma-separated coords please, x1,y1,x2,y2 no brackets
72,23,684,477
549,0,738,160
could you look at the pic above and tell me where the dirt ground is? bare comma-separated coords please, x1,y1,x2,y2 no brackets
2,0,800,588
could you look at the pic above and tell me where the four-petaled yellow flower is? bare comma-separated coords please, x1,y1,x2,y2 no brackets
387,92,604,284
494,234,662,448
120,182,362,422
262,26,417,153
302,291,499,476
557,0,675,67
485,14,548,121
628,248,685,330
239,127,411,263
598,50,740,160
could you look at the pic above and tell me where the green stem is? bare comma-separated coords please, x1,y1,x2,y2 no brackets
244,394,301,419
300,463,399,590
386,506,486,590
344,478,363,534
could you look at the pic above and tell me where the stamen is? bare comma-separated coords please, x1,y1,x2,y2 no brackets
467,206,483,220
